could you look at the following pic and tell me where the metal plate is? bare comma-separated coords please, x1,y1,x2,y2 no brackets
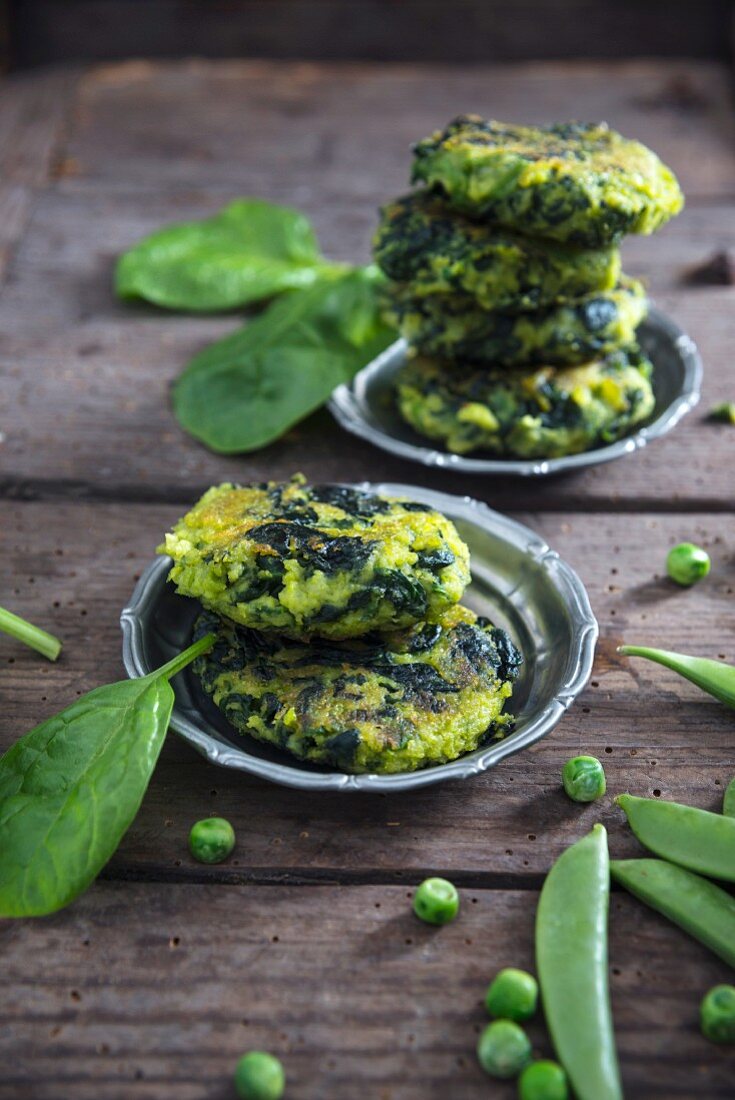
329,307,702,476
121,484,597,792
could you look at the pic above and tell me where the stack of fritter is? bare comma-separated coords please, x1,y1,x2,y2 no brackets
159,475,521,774
373,117,684,458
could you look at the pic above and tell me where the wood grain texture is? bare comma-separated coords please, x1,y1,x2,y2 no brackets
0,881,732,1099
1,60,734,508
0,65,78,184
1,60,734,1100
0,192,734,508
65,59,735,198
2,501,733,882
10,0,733,68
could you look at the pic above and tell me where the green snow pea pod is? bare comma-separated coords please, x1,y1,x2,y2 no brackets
0,633,214,917
618,645,735,708
723,777,735,818
616,793,735,882
536,824,622,1100
610,859,735,967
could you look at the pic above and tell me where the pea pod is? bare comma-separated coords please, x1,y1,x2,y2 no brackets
536,824,622,1100
611,859,735,968
616,793,735,882
723,777,735,818
618,644,735,708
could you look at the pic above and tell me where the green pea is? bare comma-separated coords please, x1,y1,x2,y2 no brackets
413,877,459,925
234,1051,285,1100
561,756,606,803
188,816,236,864
700,984,735,1043
666,542,711,587
519,1060,570,1100
485,968,538,1022
477,1019,532,1079
708,401,735,425
615,793,735,882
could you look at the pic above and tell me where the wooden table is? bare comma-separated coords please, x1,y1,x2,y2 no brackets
1,59,734,1099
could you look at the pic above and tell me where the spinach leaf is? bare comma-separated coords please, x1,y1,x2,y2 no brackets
0,606,61,661
0,633,214,917
172,265,395,453
115,198,342,312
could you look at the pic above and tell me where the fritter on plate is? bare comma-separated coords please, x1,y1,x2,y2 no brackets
412,116,683,247
385,277,647,368
373,191,621,311
193,604,521,774
160,476,471,640
395,348,656,458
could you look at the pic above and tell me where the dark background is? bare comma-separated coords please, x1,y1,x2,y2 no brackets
4,0,735,69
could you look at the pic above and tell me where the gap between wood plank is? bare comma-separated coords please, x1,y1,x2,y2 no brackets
98,863,546,891
1,475,733,513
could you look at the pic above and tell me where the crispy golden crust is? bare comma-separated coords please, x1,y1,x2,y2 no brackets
384,277,647,368
395,348,656,458
373,192,620,311
193,604,521,773
159,476,471,640
412,116,683,246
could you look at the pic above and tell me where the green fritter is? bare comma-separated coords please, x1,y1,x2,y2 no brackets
159,476,470,640
373,192,620,312
192,603,521,774
412,116,683,247
395,348,656,458
385,277,647,368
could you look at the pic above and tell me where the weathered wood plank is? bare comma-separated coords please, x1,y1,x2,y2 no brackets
0,65,78,184
1,196,734,507
2,501,733,882
1,60,734,507
0,881,731,1099
0,67,79,285
61,60,735,199
0,184,32,279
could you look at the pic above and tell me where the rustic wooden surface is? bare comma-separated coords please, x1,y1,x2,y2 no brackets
1,59,734,1099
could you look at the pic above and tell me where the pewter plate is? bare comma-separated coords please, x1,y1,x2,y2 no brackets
329,307,702,476
121,484,597,792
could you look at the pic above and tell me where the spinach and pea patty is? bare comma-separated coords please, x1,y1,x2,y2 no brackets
160,477,471,640
193,603,521,773
374,191,621,312
385,277,647,368
396,348,655,458
412,116,683,247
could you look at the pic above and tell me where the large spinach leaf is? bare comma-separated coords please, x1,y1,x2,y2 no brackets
172,266,395,453
115,198,341,311
0,634,213,917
